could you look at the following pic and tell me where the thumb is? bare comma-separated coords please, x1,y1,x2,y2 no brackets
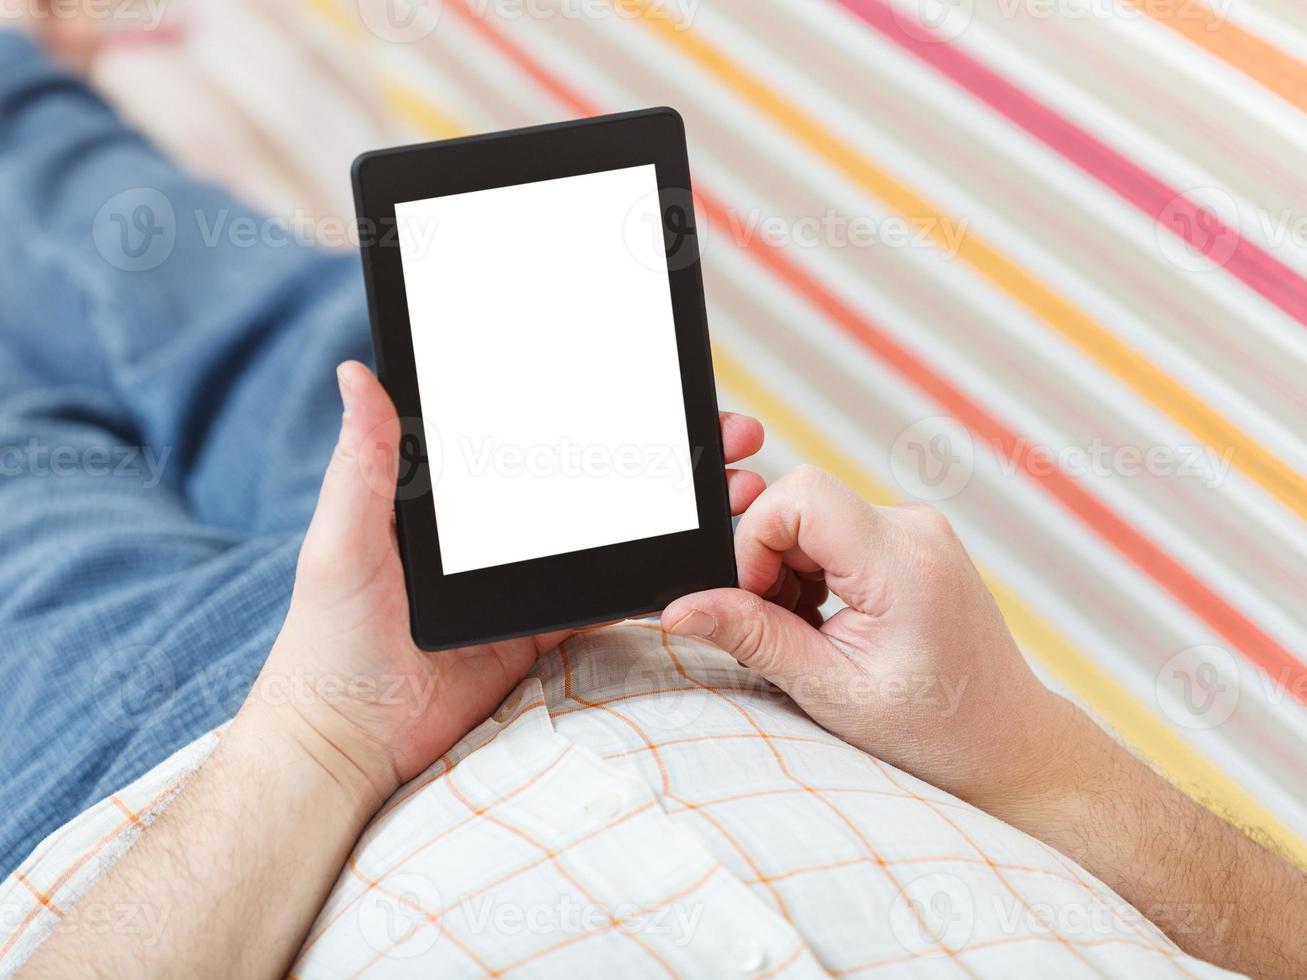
662,589,829,692
300,362,400,572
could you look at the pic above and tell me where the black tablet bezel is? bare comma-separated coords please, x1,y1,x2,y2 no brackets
352,107,735,651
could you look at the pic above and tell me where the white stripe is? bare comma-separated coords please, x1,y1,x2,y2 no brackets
382,37,507,134
520,2,1307,606
1218,0,1307,65
705,142,1307,661
712,310,1307,838
859,0,1307,278
411,4,576,124
697,0,1307,445
1087,0,1307,141
336,0,1307,838
697,161,1307,698
477,0,1307,682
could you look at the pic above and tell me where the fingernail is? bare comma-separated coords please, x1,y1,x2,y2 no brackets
339,360,360,390
668,609,716,638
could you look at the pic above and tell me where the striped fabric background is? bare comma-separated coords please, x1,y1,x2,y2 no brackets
92,0,1306,862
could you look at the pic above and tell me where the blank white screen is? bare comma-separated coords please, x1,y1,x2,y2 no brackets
395,164,700,575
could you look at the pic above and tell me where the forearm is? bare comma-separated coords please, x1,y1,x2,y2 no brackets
20,705,381,979
980,699,1307,978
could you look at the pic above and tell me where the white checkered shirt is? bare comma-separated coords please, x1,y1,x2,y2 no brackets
1,623,1238,977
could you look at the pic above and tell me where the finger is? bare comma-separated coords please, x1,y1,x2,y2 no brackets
720,412,764,465
779,546,823,577
662,588,832,693
300,362,400,571
727,468,766,516
735,466,896,615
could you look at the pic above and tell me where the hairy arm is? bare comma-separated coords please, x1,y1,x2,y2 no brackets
16,364,768,976
982,703,1307,977
666,466,1307,978
20,704,381,978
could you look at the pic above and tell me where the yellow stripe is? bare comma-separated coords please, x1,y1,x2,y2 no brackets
299,0,1307,867
303,0,461,139
714,344,1307,867
380,81,462,140
301,0,366,37
615,0,1307,521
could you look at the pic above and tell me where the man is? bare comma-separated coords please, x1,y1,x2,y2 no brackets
1,12,1304,979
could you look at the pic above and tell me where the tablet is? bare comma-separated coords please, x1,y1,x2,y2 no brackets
352,108,735,651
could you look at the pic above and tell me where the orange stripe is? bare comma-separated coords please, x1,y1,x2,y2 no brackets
575,0,1306,700
659,635,977,970
613,0,1307,521
1128,0,1307,114
301,739,570,954
344,797,660,975
109,795,141,825
0,778,181,961
300,0,1307,865
443,767,682,978
494,864,721,974
712,345,1307,867
558,640,799,924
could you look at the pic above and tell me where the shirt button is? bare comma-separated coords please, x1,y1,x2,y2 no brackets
493,691,522,724
584,792,624,822
731,941,768,975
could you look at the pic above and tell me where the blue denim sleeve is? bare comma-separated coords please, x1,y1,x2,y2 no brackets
0,31,373,876
0,29,372,533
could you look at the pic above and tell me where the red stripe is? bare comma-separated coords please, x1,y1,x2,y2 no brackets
451,1,600,116
444,0,1307,700
836,0,1307,329
710,193,1305,690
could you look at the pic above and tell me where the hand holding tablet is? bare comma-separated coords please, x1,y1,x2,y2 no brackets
353,108,751,650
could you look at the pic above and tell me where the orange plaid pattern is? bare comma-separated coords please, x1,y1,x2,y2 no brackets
1,624,1237,977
